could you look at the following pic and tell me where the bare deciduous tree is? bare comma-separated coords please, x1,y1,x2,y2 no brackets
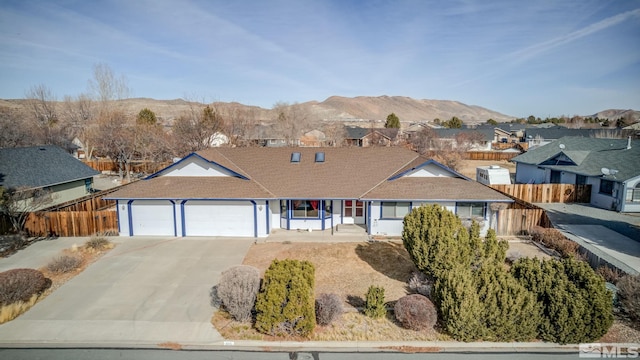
25,84,70,146
322,122,347,147
88,63,130,106
272,102,315,146
171,104,226,156
0,107,33,148
225,104,257,147
63,93,96,157
89,111,137,181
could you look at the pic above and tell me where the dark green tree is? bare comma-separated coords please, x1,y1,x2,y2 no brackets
136,108,157,125
511,257,613,344
486,119,498,125
385,113,400,128
402,204,472,278
444,117,463,128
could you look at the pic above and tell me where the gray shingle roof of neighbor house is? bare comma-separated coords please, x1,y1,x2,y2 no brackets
106,147,512,202
512,136,640,182
524,126,618,140
0,145,99,190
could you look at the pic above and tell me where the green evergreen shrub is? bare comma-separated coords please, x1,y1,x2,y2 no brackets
254,259,315,337
216,265,261,322
364,285,386,319
0,268,51,306
394,294,437,331
511,257,613,344
433,266,485,341
475,264,540,341
402,204,472,278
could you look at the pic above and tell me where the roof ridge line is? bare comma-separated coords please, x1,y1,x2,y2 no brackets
214,149,277,198
358,153,421,199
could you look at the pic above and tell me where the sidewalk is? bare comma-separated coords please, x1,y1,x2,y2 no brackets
0,237,92,272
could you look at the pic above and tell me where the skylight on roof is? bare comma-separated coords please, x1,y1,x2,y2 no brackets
315,152,325,163
291,152,301,163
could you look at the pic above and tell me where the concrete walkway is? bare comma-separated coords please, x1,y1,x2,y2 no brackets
0,237,254,346
537,203,640,275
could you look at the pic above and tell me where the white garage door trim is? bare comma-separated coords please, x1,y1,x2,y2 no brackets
182,200,255,237
130,200,176,236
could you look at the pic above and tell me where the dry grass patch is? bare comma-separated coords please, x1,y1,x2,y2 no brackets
212,310,448,342
243,241,416,304
0,294,39,323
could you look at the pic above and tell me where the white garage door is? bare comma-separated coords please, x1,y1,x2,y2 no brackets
131,200,175,236
183,200,254,237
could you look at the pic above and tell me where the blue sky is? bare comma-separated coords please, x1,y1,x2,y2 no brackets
1,0,639,118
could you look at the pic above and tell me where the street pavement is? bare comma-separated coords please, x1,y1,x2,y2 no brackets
0,236,254,346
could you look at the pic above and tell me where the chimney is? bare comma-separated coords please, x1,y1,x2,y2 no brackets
628,136,632,150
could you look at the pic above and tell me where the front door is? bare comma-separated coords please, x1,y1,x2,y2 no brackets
344,200,365,224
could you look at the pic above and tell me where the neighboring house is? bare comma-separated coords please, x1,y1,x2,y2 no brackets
524,126,621,149
105,147,512,238
248,124,299,147
512,136,640,213
344,126,399,147
433,128,494,151
0,145,100,210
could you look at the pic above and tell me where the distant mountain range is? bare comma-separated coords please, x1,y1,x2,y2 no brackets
1,95,637,125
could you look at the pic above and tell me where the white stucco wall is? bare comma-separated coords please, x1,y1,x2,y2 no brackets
160,157,234,177
368,201,493,237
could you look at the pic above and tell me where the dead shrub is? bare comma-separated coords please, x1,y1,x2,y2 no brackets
597,265,624,284
394,294,437,331
315,293,343,326
408,272,432,298
617,274,640,323
46,254,83,274
85,236,112,250
529,226,579,257
0,268,51,306
217,265,261,322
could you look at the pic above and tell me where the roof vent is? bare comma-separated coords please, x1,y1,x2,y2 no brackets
315,152,325,163
291,152,301,163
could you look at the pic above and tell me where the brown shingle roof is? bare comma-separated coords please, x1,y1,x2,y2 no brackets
201,147,418,198
362,177,512,201
106,147,511,202
105,176,274,199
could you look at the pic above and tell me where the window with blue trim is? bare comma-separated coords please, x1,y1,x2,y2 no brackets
455,202,485,219
292,200,321,218
381,202,410,219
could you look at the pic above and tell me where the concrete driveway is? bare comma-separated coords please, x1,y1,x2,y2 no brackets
0,237,254,346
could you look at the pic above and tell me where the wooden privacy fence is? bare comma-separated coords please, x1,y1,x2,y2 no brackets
84,160,170,174
495,207,551,236
491,184,591,203
24,210,118,237
465,151,521,161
